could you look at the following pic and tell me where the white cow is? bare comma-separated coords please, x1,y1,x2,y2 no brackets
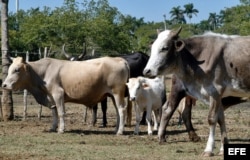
126,76,166,135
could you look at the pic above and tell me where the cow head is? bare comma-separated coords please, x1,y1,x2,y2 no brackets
2,57,29,91
126,77,149,101
143,27,184,77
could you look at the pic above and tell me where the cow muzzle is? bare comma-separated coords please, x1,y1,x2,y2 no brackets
143,68,156,78
130,97,136,101
2,83,14,91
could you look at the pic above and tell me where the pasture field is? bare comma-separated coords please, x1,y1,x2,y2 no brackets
0,86,250,160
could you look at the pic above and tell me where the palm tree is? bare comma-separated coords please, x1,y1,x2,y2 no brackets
208,12,219,30
169,6,186,24
183,3,199,24
218,10,226,27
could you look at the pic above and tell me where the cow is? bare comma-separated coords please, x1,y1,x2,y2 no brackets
62,44,150,127
143,26,250,156
126,76,166,135
62,44,107,127
2,56,129,134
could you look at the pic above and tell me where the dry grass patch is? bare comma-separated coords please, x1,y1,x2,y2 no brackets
0,91,249,160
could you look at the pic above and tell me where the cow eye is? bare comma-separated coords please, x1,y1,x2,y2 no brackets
161,46,169,51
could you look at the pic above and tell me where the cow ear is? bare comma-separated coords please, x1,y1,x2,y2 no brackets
138,77,146,83
175,40,185,52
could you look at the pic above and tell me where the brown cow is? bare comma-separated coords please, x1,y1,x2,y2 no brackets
144,27,250,156
2,57,129,134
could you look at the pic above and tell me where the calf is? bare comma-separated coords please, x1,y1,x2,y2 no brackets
126,76,166,135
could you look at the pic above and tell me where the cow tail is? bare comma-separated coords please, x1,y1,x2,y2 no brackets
124,61,130,82
124,61,130,97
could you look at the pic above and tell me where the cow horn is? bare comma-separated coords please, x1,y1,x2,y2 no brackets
170,26,182,39
62,44,71,59
175,26,182,36
77,43,87,60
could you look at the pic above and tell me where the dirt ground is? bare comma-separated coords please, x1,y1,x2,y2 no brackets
0,82,250,160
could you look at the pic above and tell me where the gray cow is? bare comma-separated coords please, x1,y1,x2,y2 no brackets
144,27,250,157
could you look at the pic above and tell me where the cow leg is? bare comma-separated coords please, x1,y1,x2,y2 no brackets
50,106,58,132
217,106,228,156
52,89,66,133
140,111,147,125
182,98,200,142
158,75,186,143
57,104,66,133
134,105,141,135
202,97,221,157
101,98,108,127
152,110,158,131
126,98,132,127
158,101,179,143
113,94,126,135
146,107,153,135
92,104,98,126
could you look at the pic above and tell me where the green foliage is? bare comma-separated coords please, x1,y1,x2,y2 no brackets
5,0,250,57
217,5,250,35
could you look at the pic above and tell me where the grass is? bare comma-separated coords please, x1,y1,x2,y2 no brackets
0,88,250,160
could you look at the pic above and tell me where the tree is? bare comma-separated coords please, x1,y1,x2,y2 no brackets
198,20,210,31
217,5,250,35
169,6,186,24
240,0,250,5
208,12,219,30
183,3,199,24
217,10,226,27
1,0,14,121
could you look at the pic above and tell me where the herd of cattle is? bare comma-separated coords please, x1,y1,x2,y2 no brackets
2,27,250,157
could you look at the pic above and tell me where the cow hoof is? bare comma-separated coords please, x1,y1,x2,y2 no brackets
189,132,201,142
159,138,167,145
116,131,124,135
48,128,57,132
58,130,64,134
201,152,214,157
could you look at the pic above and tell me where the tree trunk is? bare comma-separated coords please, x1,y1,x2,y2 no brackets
1,0,14,121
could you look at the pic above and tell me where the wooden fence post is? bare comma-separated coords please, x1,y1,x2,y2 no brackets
23,51,29,120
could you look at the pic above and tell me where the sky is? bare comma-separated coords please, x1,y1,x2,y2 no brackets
8,0,241,23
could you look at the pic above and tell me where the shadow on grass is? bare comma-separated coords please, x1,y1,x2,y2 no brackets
229,138,250,143
65,128,188,137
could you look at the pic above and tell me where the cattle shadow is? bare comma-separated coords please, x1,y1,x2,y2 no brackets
229,138,250,143
65,129,135,135
65,128,188,136
166,129,190,135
